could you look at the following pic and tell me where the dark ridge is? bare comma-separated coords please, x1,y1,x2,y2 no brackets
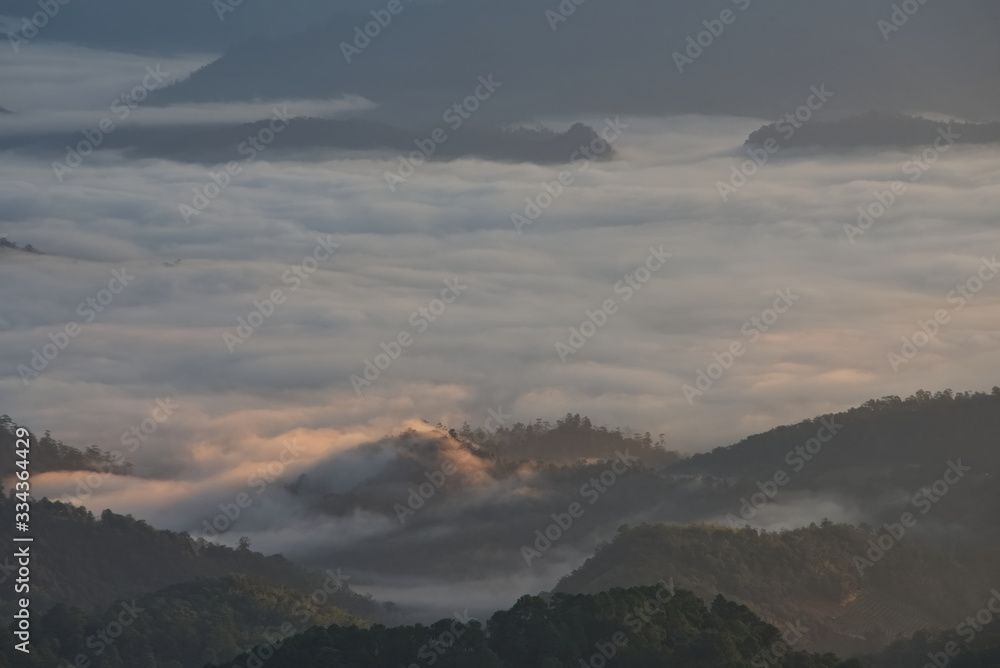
747,111,1000,149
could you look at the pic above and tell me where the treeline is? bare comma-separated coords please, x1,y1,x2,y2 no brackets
865,624,1000,668
209,586,862,668
673,388,1000,478
0,498,391,624
555,523,1000,655
0,417,129,478
0,574,367,668
459,413,682,468
0,238,40,253
668,389,1000,539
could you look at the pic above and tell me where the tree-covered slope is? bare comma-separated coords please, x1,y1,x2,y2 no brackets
209,586,862,668
0,416,129,478
0,497,388,623
667,389,1000,538
0,574,368,668
555,523,1000,655
459,412,682,468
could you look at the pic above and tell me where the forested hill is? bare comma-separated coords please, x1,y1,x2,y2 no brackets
671,389,1000,479
667,389,1000,534
0,497,389,623
554,523,1000,656
207,586,862,668
0,416,130,478
0,574,368,668
459,412,682,467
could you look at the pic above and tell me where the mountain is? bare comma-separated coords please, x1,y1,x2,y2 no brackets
207,585,862,668
668,388,1000,540
5,387,998,656
145,0,1000,125
271,388,1000,631
0,118,611,167
0,496,389,623
261,425,683,582
0,574,368,668
460,413,682,468
555,523,1000,656
0,107,10,114
747,111,1000,149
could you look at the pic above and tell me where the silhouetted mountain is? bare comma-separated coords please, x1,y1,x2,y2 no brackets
0,119,610,166
747,111,1000,149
